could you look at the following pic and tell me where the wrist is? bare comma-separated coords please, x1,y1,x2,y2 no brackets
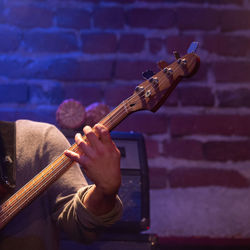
82,185,118,216
94,184,119,198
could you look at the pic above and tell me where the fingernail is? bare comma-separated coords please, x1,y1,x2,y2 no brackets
75,133,81,139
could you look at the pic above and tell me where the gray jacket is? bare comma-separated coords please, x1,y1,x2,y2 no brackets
0,120,122,250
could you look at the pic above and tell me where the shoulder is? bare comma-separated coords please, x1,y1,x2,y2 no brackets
16,119,64,137
16,119,70,150
16,119,57,133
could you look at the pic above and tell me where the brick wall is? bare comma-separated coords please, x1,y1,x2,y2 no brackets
1,0,250,240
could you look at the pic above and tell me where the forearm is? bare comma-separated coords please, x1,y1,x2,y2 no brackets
82,185,117,216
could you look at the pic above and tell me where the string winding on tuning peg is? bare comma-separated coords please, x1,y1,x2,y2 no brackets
142,70,155,80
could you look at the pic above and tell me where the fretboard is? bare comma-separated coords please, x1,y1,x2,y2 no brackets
0,49,200,230
0,100,130,230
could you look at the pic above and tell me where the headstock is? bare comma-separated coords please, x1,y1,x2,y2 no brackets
125,42,200,113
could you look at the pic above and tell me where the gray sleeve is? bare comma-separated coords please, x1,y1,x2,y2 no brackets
40,124,123,242
53,186,123,243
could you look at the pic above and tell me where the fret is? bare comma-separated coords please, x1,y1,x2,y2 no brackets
1,98,128,225
0,48,200,230
0,153,73,229
100,101,130,131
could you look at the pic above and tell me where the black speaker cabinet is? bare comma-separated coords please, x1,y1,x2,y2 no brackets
110,131,150,232
62,130,150,233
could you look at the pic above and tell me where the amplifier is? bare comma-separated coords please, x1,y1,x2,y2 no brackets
62,130,150,232
110,131,150,232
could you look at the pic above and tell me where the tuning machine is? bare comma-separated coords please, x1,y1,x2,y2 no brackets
172,50,187,66
157,60,168,70
135,85,144,93
173,51,180,60
142,70,155,80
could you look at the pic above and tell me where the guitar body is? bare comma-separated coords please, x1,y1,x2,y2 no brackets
0,43,200,230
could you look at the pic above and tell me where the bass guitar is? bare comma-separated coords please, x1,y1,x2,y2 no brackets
0,42,200,230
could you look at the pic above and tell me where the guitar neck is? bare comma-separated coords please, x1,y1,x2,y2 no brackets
0,101,130,230
99,100,130,130
0,49,200,230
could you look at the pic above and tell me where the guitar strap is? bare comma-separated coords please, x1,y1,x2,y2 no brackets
0,121,16,193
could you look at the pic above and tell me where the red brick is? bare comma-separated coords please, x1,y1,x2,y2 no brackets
30,83,63,105
149,167,167,189
149,38,163,54
93,7,125,29
218,89,250,108
126,8,176,29
221,10,250,32
163,139,203,160
0,28,21,52
0,107,57,125
0,84,28,103
6,5,53,28
104,84,136,106
169,168,250,188
115,60,156,80
171,115,250,137
0,58,28,79
26,59,114,81
203,35,250,57
119,34,145,53
164,88,178,107
115,113,168,134
213,61,250,83
145,138,160,158
179,86,214,106
56,8,90,29
203,140,250,162
22,58,75,81
81,33,117,54
23,31,78,52
63,84,103,106
0,1,4,17
0,109,16,121
36,58,83,81
165,35,195,55
79,60,114,81
177,8,219,31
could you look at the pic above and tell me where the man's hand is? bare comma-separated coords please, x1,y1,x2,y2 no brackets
64,124,121,215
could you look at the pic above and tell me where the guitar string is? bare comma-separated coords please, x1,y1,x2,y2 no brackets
0,56,195,225
0,59,186,223
0,75,162,224
0,58,188,223
0,101,129,223
0,89,147,224
0,156,74,225
99,58,187,129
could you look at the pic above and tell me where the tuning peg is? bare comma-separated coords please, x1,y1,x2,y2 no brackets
135,85,144,93
142,70,155,80
173,51,180,60
187,41,199,54
157,60,168,70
